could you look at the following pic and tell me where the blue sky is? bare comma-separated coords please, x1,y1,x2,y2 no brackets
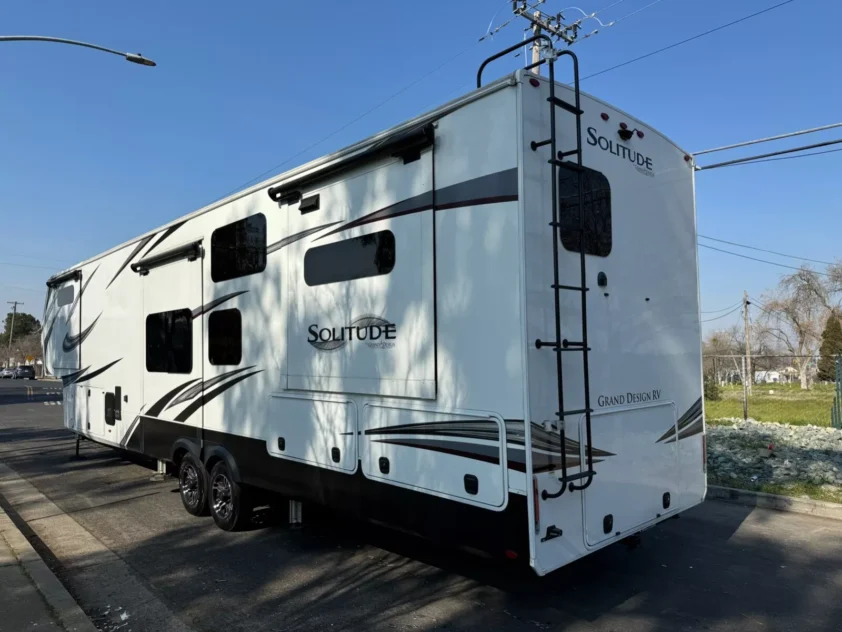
1,0,838,336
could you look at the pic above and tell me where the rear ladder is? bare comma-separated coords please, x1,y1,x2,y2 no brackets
479,36,596,499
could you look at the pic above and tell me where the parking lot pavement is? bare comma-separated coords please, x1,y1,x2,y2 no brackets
1,382,842,632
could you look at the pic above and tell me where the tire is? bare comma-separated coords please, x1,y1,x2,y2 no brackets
178,453,209,516
209,460,252,531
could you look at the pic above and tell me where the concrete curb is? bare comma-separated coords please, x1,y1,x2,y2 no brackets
707,485,842,520
0,507,98,632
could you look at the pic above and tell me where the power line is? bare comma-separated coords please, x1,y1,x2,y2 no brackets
701,301,742,314
702,304,742,322
696,137,842,171
698,235,835,267
694,121,842,156
571,0,669,44
698,244,830,276
212,12,522,206
726,146,842,166
580,0,796,82
0,261,60,271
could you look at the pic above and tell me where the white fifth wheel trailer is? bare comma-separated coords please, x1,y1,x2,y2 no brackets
43,41,705,576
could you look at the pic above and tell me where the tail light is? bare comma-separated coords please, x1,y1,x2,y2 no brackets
532,477,541,534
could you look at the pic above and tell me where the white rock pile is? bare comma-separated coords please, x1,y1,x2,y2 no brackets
707,419,842,487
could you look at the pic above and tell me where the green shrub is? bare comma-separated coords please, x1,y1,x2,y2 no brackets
704,377,721,401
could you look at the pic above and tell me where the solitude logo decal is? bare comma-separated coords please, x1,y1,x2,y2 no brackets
587,127,654,178
308,315,397,351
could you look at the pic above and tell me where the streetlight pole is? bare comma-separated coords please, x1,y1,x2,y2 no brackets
0,35,156,66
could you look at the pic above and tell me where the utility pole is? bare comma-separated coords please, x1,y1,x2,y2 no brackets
531,10,543,71
7,300,22,354
743,291,752,396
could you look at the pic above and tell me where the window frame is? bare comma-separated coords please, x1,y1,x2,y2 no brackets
208,308,243,366
210,213,267,283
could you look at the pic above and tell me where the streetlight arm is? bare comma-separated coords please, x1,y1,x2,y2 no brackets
0,35,155,66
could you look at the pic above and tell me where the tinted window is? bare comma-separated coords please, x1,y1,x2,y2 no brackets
56,286,74,307
208,309,242,365
559,167,612,257
304,231,395,287
211,214,267,282
146,309,192,373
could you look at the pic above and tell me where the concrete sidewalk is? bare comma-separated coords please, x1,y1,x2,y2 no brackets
0,506,97,632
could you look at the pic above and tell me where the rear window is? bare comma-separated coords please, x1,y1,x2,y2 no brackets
559,167,612,257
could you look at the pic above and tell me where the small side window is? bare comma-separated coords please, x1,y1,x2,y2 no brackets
211,214,267,282
559,167,612,257
304,231,396,287
146,309,192,373
56,286,75,307
208,309,242,366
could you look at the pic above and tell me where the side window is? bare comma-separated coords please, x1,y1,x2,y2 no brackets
211,213,267,282
56,285,74,307
208,309,242,365
146,309,192,373
559,167,612,257
304,230,396,287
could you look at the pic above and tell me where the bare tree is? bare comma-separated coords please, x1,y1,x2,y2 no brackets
10,332,42,367
756,267,828,389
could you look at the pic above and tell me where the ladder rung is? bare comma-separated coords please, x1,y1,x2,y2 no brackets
531,139,552,151
555,346,590,353
548,95,584,115
552,284,589,292
557,408,593,417
549,159,585,173
558,149,580,158
562,470,596,483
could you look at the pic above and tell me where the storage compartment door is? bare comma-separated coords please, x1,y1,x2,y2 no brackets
583,402,679,546
286,152,436,399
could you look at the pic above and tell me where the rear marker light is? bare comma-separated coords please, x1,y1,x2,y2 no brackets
636,130,644,138
684,155,692,162
529,77,540,88
600,112,609,121
505,550,519,560
619,122,628,130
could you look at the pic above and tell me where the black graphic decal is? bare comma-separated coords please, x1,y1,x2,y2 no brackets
167,367,255,409
174,369,263,423
657,398,703,443
73,358,122,385
191,291,249,319
62,314,101,352
144,221,187,257
145,378,200,418
107,236,153,289
372,438,501,465
67,265,98,322
266,222,342,255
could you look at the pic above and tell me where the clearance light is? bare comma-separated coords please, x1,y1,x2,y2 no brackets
619,122,628,130
684,155,692,162
529,77,540,87
600,112,609,121
636,130,645,139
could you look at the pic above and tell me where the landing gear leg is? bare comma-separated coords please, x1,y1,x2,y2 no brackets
289,499,303,528
150,459,168,482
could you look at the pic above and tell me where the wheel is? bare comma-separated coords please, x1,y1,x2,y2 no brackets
209,460,252,531
178,453,209,516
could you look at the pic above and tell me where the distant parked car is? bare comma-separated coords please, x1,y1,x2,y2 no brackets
12,366,36,380
0,368,14,379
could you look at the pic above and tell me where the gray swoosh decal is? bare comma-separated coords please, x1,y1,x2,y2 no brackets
73,358,122,385
62,314,101,352
174,369,263,423
144,221,187,257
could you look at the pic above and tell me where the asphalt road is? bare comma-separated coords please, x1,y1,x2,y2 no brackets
1,378,841,632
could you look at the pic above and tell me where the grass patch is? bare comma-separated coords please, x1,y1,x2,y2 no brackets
704,384,834,426
710,476,842,504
